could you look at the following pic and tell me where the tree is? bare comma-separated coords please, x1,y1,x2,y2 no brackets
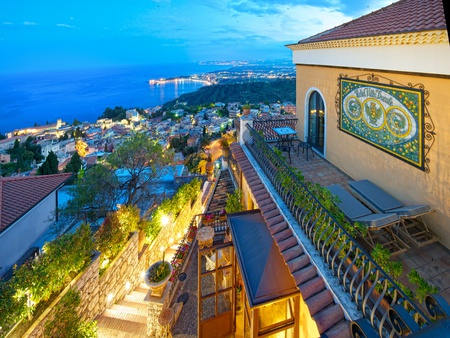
65,152,82,174
185,152,208,174
38,151,59,175
107,132,174,206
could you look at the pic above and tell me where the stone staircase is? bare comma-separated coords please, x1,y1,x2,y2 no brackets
208,169,235,212
96,283,149,338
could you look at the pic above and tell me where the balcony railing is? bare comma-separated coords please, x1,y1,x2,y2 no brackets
242,124,437,337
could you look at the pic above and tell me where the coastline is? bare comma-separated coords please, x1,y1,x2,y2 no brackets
0,63,228,134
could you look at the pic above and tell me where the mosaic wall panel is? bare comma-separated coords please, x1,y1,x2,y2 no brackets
339,78,424,170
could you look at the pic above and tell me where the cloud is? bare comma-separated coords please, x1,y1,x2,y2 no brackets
56,23,76,29
23,21,38,26
3,21,13,25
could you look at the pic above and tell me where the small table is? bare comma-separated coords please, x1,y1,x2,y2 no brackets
196,226,214,249
273,127,297,163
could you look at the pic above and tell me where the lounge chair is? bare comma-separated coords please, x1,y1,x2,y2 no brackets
349,180,438,248
327,184,409,255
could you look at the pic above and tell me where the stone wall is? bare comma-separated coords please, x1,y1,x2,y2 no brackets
23,251,101,338
23,191,205,337
148,193,203,265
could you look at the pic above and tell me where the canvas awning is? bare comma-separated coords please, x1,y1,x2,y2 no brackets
228,210,298,308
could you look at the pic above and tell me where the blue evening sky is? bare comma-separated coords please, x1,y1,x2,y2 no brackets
0,0,394,73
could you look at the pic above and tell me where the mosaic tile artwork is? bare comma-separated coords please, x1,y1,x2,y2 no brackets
340,78,424,170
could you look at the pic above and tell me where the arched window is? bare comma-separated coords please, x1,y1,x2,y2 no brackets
308,91,325,154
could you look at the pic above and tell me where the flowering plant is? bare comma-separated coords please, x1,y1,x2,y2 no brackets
219,209,226,216
203,213,214,221
236,279,244,294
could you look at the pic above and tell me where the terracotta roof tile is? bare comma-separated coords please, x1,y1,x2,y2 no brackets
266,214,284,227
277,235,299,252
256,195,272,207
273,228,293,242
0,173,72,233
281,246,303,262
287,254,311,272
305,289,334,316
297,276,325,300
268,221,289,235
260,203,277,214
255,193,273,205
292,265,318,285
298,0,446,44
263,207,280,219
313,304,345,334
321,321,351,338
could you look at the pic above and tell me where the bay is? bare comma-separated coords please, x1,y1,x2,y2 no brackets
0,63,229,134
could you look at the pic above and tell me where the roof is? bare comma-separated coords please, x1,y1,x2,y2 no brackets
228,210,299,307
298,0,446,44
230,143,351,338
0,173,72,233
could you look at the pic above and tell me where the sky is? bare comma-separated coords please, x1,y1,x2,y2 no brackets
0,0,395,74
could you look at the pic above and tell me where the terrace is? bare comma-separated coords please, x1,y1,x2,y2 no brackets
227,118,450,336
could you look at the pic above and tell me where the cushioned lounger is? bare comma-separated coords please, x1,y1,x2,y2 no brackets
327,184,408,254
327,184,399,228
349,179,432,217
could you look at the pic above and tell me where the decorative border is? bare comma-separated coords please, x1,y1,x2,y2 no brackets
286,30,448,50
335,73,436,173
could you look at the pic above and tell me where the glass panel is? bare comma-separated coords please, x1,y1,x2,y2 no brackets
259,299,293,331
218,290,232,314
201,297,216,320
218,267,232,291
201,251,216,273
200,274,216,297
218,247,231,267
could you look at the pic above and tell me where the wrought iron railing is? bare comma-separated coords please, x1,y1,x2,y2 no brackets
242,124,433,337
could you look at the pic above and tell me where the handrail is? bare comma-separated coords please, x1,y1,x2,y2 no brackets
242,124,431,337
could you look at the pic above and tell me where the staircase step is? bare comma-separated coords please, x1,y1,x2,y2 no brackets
96,315,147,335
124,291,147,303
117,300,147,311
134,285,148,294
103,308,147,324
110,303,148,317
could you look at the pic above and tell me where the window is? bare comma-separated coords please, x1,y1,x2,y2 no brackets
308,91,325,154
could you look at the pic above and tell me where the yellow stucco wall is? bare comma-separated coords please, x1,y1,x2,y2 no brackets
295,65,450,248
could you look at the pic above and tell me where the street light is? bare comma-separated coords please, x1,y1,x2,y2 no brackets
161,214,170,227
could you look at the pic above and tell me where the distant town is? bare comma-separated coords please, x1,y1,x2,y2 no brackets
0,64,296,177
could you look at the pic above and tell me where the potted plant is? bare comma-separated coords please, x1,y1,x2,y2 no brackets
241,103,251,116
202,212,215,225
236,279,244,314
144,253,172,297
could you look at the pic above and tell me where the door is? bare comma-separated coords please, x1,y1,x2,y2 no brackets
308,91,325,155
198,242,235,338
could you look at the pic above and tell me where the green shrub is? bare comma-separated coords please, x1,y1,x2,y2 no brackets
44,289,97,338
0,224,93,334
145,178,201,241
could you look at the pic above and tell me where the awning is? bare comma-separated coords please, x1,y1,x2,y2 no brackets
229,210,298,308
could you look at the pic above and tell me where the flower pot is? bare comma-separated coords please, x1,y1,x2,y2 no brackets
144,260,173,298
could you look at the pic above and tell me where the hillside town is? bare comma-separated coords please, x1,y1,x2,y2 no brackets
0,101,296,177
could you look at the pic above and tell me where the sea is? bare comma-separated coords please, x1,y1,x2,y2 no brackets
0,63,230,134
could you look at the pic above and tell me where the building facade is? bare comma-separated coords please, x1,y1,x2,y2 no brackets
287,0,450,247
